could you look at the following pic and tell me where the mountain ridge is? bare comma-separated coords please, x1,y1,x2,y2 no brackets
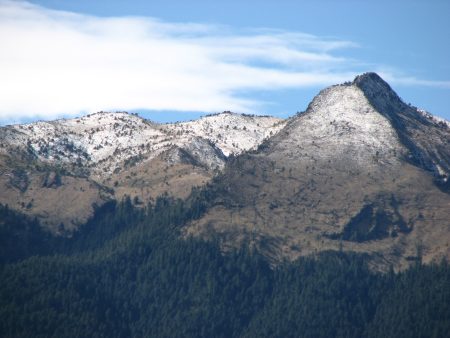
1,73,449,269
0,110,285,232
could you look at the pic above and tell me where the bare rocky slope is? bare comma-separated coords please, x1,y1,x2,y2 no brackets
0,112,284,232
185,73,450,270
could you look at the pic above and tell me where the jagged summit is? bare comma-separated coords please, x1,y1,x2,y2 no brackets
353,72,406,115
299,72,398,119
265,74,402,172
353,72,393,90
353,72,399,98
274,72,450,177
352,73,450,176
351,72,448,129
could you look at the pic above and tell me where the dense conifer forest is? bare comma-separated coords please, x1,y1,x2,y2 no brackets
0,189,449,337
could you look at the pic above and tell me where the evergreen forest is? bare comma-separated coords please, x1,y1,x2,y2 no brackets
0,188,449,338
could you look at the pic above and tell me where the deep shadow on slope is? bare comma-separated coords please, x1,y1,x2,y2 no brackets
354,72,450,180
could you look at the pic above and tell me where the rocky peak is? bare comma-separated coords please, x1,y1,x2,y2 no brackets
352,73,412,121
266,77,403,172
353,73,450,177
353,72,397,97
275,73,450,179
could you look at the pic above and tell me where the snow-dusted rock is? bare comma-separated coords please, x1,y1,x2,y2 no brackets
0,111,285,176
269,83,403,170
417,108,450,129
165,112,285,156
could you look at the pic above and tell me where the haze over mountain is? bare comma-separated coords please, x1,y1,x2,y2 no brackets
1,72,449,270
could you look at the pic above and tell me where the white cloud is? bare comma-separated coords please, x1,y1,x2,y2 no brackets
382,74,450,89
0,1,447,122
0,0,361,120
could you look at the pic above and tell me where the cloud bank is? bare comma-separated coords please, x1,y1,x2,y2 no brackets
0,0,448,121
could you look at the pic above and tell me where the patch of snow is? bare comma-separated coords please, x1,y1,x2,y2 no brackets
417,109,450,129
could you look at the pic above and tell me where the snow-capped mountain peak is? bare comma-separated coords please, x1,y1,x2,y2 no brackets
164,112,285,156
0,111,285,176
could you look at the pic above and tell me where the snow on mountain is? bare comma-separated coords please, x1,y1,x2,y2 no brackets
352,73,450,179
417,108,450,129
261,73,450,180
1,112,167,174
268,82,403,171
0,111,285,175
164,112,285,156
186,73,450,270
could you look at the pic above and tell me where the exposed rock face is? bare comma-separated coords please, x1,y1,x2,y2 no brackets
185,73,450,270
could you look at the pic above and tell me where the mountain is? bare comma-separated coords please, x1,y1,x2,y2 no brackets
185,73,450,270
0,112,284,232
1,72,449,270
1,73,450,337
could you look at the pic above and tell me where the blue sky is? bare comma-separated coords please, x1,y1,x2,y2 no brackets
0,0,449,124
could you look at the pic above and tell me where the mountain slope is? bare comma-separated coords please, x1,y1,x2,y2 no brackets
164,112,285,156
354,73,450,180
2,197,449,337
1,73,448,269
0,111,284,232
185,73,450,270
